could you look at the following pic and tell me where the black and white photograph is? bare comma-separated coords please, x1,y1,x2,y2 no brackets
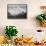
7,4,27,19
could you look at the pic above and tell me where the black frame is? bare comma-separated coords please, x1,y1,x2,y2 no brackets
7,4,27,19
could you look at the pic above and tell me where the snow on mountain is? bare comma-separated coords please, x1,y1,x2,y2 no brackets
8,7,26,16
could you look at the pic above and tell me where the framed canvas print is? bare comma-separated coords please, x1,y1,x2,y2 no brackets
7,4,27,19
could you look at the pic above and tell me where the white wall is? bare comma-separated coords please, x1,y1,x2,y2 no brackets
0,0,46,37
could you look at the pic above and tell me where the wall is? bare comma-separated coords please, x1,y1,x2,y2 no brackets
0,0,46,38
